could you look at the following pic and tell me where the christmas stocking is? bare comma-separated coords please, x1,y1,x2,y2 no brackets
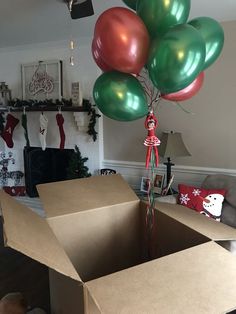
1,113,19,148
21,113,30,147
56,113,65,149
39,113,48,151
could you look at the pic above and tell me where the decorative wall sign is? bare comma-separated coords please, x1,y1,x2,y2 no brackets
71,82,83,106
22,60,63,100
0,151,24,187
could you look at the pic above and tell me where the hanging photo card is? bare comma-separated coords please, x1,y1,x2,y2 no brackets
140,177,151,193
153,174,165,195
22,60,63,101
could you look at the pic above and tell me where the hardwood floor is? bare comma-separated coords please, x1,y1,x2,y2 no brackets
0,218,50,313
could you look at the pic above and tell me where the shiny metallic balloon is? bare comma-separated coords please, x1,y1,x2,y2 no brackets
93,71,148,121
91,39,112,72
162,72,205,101
137,0,191,37
94,7,150,74
148,24,206,94
122,0,137,10
188,17,224,70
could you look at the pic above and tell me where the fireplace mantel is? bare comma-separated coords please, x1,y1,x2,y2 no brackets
0,105,89,112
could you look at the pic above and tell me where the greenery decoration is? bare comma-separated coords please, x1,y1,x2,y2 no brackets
0,113,5,134
66,145,91,179
83,99,101,142
8,98,73,108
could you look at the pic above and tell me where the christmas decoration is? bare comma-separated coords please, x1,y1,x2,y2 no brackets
0,113,5,135
1,113,19,148
28,62,54,96
178,184,226,221
66,145,91,180
21,111,30,147
39,113,48,151
8,98,73,108
87,102,101,141
144,111,161,169
56,112,65,149
0,151,24,187
3,186,26,196
7,98,100,142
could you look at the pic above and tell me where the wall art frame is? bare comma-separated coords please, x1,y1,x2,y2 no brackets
21,60,63,101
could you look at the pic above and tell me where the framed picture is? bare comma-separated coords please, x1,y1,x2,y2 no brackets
140,177,151,193
21,60,63,101
154,174,165,194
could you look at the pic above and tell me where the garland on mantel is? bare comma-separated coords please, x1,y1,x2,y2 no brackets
84,99,101,142
8,98,73,108
4,98,101,142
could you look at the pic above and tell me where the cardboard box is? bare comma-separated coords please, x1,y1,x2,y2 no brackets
1,174,236,313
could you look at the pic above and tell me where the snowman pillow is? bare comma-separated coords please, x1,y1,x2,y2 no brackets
178,184,226,221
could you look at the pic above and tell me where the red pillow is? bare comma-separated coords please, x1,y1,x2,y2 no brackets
178,184,226,221
3,186,26,196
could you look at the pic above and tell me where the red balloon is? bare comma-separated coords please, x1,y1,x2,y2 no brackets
91,39,112,72
94,7,150,74
162,72,205,102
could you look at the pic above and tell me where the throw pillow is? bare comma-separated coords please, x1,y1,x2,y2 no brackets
178,184,226,221
3,186,26,196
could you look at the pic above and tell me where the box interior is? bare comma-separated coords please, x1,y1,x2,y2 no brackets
45,200,213,282
47,201,143,282
1,187,211,284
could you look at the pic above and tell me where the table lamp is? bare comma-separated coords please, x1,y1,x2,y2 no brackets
158,131,191,188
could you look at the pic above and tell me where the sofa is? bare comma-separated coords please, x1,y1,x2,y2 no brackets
157,174,236,229
202,174,236,228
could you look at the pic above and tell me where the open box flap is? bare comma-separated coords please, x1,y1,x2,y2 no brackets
86,242,236,314
37,174,138,218
155,202,236,241
0,190,81,283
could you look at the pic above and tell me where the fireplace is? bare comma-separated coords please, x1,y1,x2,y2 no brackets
24,147,74,197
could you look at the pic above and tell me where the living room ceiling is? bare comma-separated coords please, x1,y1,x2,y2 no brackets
0,0,235,49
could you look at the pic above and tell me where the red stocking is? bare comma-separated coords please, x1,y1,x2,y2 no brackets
56,113,65,149
1,114,19,148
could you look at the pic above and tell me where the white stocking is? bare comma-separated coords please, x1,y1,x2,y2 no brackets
39,113,48,151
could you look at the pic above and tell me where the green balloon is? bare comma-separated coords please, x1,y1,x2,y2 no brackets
93,71,148,121
122,0,137,10
147,24,206,94
137,0,191,37
188,17,224,70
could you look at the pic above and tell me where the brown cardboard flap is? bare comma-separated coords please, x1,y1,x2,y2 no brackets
46,202,142,282
86,242,236,314
156,202,236,241
0,190,81,282
37,174,139,218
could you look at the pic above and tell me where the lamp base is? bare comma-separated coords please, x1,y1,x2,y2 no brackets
162,157,175,195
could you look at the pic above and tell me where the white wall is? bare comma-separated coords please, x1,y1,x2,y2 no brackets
0,39,102,184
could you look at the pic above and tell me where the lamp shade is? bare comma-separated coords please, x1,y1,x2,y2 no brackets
159,132,191,158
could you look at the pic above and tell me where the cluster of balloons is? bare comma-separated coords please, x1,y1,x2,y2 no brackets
92,0,224,121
